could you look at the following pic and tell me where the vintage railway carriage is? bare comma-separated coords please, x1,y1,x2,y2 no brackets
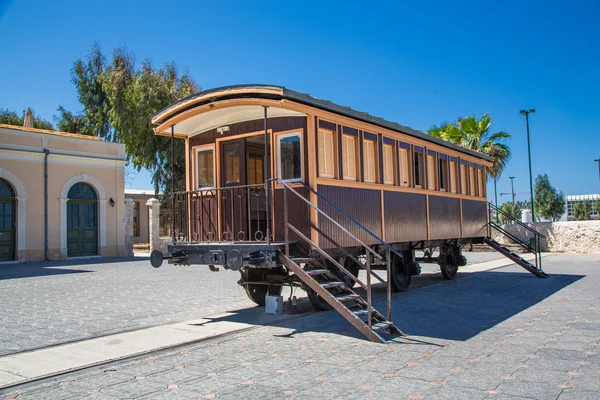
150,84,541,342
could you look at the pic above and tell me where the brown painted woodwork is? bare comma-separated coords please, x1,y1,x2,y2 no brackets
273,187,310,248
317,185,382,249
383,191,427,243
428,195,461,240
220,139,247,241
461,199,488,238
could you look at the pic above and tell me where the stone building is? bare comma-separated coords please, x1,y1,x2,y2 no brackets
0,124,128,262
124,189,156,244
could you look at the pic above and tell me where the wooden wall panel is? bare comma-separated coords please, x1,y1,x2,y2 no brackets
428,195,461,240
383,191,427,243
462,199,488,238
317,185,382,249
273,187,310,247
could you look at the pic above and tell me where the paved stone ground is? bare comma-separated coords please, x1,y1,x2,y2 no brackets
2,253,599,400
0,252,501,356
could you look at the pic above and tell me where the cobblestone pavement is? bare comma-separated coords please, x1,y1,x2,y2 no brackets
0,253,501,356
2,253,599,400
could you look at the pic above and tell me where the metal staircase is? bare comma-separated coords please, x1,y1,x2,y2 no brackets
486,202,548,278
273,178,404,344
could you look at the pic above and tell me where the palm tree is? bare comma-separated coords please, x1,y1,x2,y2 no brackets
428,113,511,180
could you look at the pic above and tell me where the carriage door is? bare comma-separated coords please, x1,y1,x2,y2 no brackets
220,139,247,241
67,183,98,257
0,179,15,261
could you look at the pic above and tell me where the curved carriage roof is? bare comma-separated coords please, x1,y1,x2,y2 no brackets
153,84,493,162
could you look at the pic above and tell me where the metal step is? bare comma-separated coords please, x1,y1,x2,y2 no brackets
484,237,547,279
305,269,330,276
320,281,346,289
372,322,393,331
279,252,403,343
290,257,316,263
334,294,360,302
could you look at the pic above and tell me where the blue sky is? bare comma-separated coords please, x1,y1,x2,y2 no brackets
1,0,599,202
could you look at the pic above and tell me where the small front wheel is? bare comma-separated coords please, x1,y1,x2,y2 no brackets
150,250,163,268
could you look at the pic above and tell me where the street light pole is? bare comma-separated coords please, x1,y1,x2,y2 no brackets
520,109,536,221
509,176,515,205
595,159,600,188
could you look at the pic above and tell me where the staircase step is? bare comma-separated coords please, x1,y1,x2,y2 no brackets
305,269,330,276
352,309,369,316
290,257,316,263
334,294,360,302
320,281,345,289
372,322,393,331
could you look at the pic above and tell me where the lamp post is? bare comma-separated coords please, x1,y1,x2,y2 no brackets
509,176,515,205
595,159,600,187
520,109,536,221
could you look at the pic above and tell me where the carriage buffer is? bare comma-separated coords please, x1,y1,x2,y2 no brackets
149,85,547,343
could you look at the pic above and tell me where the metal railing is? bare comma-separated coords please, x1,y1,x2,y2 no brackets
487,202,546,271
275,178,403,326
165,183,269,244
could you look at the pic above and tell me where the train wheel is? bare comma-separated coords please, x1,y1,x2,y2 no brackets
390,253,412,292
332,258,360,289
306,287,332,311
241,268,282,306
439,255,458,280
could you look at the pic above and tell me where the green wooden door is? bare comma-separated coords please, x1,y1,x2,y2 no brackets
67,183,97,257
0,179,15,262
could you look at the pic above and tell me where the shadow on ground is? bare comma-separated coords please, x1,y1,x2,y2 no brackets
189,270,584,343
0,256,149,280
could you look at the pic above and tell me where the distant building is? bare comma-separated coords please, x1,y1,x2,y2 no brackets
0,123,128,262
562,194,599,221
125,189,157,244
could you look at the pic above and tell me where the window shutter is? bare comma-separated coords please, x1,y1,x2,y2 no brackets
342,135,356,181
318,130,335,178
427,155,436,189
383,144,394,184
363,140,376,183
399,148,409,186
449,161,457,193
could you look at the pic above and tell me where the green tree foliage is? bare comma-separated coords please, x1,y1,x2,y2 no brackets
53,106,88,134
594,197,600,218
573,201,591,221
533,174,566,221
428,113,511,180
56,43,199,194
498,202,522,224
0,108,53,130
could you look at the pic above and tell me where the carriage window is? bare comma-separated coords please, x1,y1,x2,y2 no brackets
278,133,302,182
399,148,410,187
427,154,436,190
449,160,458,193
342,134,357,181
196,147,214,189
318,129,336,178
248,154,264,185
414,151,424,187
382,144,395,185
363,139,377,183
439,158,448,191
460,163,468,194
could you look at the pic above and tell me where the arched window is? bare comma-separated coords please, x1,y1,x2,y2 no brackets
0,178,14,198
68,182,97,200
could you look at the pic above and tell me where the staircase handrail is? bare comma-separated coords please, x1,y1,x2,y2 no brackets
273,179,405,262
488,202,546,239
489,221,536,253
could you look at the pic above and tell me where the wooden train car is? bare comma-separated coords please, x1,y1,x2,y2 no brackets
150,85,546,343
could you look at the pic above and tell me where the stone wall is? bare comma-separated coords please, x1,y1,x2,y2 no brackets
124,198,134,257
147,198,170,255
492,220,600,254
